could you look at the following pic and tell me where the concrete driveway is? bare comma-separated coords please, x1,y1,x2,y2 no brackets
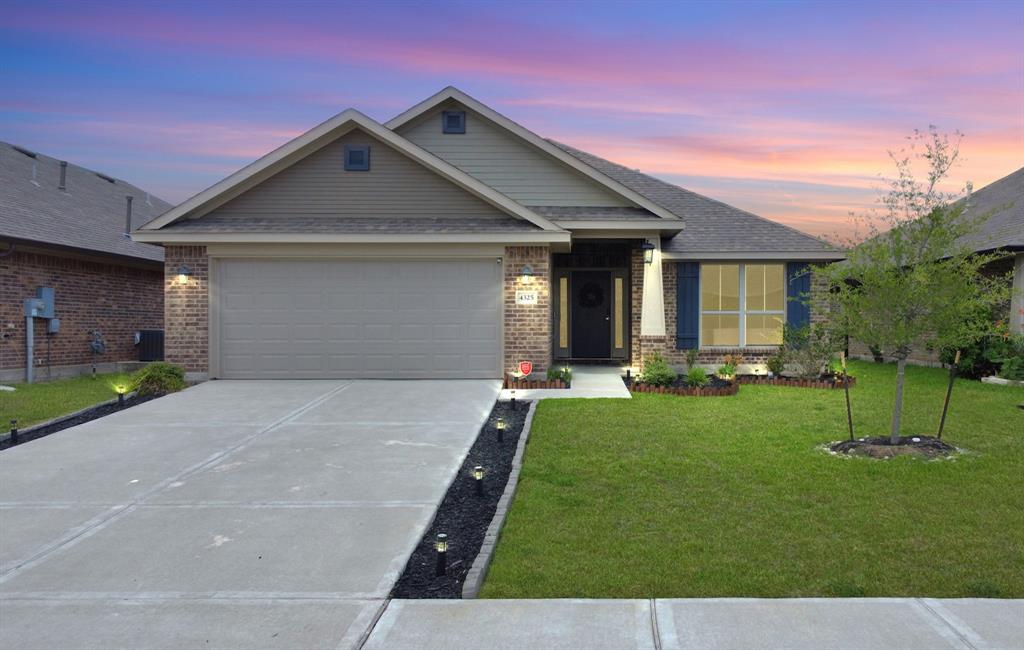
0,379,499,649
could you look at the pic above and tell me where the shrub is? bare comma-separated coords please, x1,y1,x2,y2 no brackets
130,362,186,396
639,353,678,387
716,363,736,379
783,323,840,379
546,366,573,385
685,366,710,387
685,348,699,370
997,334,1024,380
766,352,786,376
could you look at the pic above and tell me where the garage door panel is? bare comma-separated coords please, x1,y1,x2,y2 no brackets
218,259,501,379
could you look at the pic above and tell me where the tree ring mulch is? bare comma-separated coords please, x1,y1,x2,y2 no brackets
390,399,530,598
1,394,162,451
829,435,957,459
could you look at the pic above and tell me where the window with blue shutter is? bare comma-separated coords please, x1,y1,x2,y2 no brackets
344,145,370,171
676,262,700,349
786,262,811,329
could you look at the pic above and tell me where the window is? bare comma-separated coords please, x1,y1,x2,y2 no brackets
442,110,466,134
700,263,784,347
344,145,370,171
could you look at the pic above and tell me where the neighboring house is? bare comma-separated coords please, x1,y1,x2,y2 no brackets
849,166,1024,365
0,142,171,382
133,87,842,380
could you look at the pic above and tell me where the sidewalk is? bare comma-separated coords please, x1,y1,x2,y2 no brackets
361,598,1024,650
499,365,632,400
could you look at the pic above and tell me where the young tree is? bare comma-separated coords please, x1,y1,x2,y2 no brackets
821,128,1010,443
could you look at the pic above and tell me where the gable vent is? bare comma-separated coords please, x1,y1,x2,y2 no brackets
442,110,466,134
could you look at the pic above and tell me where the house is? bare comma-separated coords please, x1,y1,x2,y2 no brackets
133,87,842,381
848,166,1024,366
0,141,171,382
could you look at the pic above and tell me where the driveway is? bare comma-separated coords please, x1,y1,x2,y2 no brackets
0,379,499,649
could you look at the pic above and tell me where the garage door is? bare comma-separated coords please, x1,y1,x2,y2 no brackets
217,259,501,379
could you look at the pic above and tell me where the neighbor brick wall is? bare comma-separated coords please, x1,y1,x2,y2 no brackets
164,245,209,375
0,249,163,374
503,245,551,375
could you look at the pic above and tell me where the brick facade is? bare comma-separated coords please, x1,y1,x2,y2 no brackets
503,245,551,375
163,246,209,376
0,249,163,378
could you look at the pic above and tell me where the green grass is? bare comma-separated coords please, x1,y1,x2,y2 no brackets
481,361,1024,598
0,372,132,428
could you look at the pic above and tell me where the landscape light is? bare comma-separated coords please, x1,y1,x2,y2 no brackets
115,384,126,407
9,419,17,446
176,265,192,286
434,533,448,576
473,465,485,496
496,417,506,442
510,389,516,411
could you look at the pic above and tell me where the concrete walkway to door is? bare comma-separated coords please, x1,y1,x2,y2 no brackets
0,378,499,649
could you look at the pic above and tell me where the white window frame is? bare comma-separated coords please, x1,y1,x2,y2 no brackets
699,263,785,348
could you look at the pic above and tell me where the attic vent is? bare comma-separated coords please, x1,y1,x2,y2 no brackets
95,172,116,183
442,111,466,134
343,145,370,171
12,145,37,158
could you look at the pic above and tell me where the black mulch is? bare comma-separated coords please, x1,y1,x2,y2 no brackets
622,374,733,390
830,435,957,459
390,399,531,599
1,394,162,451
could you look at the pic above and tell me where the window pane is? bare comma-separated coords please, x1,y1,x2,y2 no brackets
701,264,739,311
746,314,784,345
764,264,785,311
701,314,739,346
746,264,765,311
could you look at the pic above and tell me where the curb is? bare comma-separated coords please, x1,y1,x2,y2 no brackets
461,399,539,599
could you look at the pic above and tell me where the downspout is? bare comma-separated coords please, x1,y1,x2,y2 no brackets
25,314,34,384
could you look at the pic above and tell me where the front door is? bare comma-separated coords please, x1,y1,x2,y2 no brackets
571,270,611,358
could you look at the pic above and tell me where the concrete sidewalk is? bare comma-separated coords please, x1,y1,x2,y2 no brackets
499,365,631,400
363,598,1024,650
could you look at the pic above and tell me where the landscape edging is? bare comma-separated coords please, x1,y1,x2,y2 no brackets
736,375,856,389
0,391,138,445
461,399,539,598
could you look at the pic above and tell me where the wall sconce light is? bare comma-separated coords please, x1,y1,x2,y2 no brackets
434,533,448,576
520,264,534,284
473,465,485,496
641,241,656,265
176,265,192,285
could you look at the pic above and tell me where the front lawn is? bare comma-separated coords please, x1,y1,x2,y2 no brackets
481,361,1024,598
0,373,132,428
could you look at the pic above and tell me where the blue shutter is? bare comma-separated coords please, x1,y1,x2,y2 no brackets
676,262,700,349
786,262,811,329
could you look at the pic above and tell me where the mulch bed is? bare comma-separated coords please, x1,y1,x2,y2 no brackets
829,435,956,459
502,374,568,389
737,374,856,389
622,375,738,397
0,394,161,451
391,399,531,598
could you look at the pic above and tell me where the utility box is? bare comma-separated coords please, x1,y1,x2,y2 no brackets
137,329,164,362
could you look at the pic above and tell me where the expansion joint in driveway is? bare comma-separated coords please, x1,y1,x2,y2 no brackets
0,382,353,584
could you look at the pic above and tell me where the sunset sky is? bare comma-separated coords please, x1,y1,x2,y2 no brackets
2,0,1021,240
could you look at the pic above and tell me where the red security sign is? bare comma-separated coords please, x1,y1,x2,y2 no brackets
518,361,533,377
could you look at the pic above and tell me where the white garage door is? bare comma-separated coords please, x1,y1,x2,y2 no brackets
217,259,501,379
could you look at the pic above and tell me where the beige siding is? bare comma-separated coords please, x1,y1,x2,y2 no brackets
208,129,506,218
397,102,632,207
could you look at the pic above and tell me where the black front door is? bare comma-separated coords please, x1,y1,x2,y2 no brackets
571,271,611,358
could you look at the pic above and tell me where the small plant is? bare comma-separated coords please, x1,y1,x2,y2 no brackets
716,362,736,380
685,348,699,370
685,366,709,387
546,366,573,385
783,323,840,379
766,352,786,376
998,335,1024,380
639,353,678,387
722,353,744,368
130,362,186,396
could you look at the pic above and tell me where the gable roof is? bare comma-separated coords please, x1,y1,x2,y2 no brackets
0,141,168,262
136,109,566,238
386,87,682,222
549,140,843,260
957,166,1023,253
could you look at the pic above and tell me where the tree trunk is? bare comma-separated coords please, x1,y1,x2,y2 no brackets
890,357,907,444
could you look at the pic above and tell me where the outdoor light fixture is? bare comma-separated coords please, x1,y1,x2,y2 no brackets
509,389,516,411
473,465,485,496
9,419,17,446
520,264,534,284
434,533,448,576
115,384,127,407
175,265,192,286
641,241,656,264
495,416,506,443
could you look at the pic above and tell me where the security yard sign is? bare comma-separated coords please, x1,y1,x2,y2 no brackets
518,361,533,377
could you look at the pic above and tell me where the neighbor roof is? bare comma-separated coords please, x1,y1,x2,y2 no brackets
0,141,169,262
550,140,843,259
957,166,1023,253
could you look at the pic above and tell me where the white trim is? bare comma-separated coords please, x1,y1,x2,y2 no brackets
138,109,564,233
554,220,684,231
386,87,684,223
664,251,844,261
133,231,570,244
640,236,666,337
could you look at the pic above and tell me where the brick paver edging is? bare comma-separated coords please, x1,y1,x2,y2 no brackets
461,400,539,599
630,382,739,397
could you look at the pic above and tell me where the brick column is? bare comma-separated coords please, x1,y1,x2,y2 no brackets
503,246,551,375
164,245,208,378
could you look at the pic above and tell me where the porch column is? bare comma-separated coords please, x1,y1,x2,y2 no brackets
640,236,666,337
1012,253,1024,334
